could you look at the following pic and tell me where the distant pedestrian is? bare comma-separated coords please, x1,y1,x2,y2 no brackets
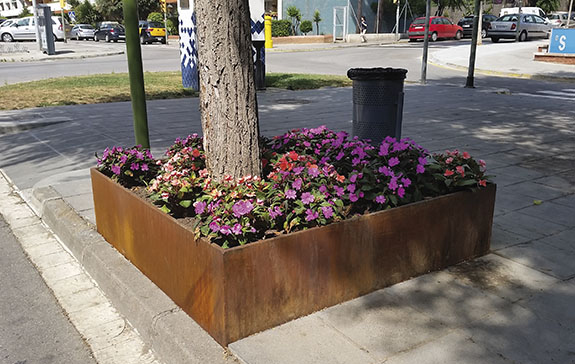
360,16,368,43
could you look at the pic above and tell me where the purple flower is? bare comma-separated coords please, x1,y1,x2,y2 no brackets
231,223,242,235
321,206,333,219
375,195,386,204
232,200,254,218
136,151,144,159
398,187,406,198
416,164,425,174
379,143,389,156
388,177,398,191
418,156,428,165
209,222,220,232
352,157,361,166
308,167,320,178
347,184,356,193
130,163,140,171
334,186,344,197
305,209,319,221
292,178,303,190
319,185,328,194
111,165,121,175
401,177,411,187
102,149,109,159
285,189,297,199
220,225,231,235
120,155,128,164
336,152,345,161
293,166,305,175
194,201,207,215
269,206,283,219
141,163,149,171
301,192,315,205
388,157,400,167
349,193,359,202
350,174,358,183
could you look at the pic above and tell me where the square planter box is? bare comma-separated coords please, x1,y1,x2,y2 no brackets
91,168,496,346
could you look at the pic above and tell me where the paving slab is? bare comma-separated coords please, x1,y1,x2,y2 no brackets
516,201,575,228
494,211,566,241
490,224,533,251
229,315,378,364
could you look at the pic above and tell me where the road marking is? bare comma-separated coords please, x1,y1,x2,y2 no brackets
514,92,575,101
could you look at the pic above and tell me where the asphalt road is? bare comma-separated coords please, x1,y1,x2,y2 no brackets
0,215,97,364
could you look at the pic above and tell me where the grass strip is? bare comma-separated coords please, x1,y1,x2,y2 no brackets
0,72,351,110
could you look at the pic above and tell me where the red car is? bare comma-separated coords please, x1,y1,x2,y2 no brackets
408,16,463,42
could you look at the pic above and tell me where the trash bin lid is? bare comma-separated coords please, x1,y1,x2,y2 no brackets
347,67,408,81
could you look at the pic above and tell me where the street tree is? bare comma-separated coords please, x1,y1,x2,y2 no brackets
357,0,363,33
286,5,302,35
300,20,313,35
313,10,321,35
95,0,160,22
194,0,262,180
74,0,103,26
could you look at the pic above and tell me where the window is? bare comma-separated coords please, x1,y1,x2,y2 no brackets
432,18,440,24
533,15,545,23
17,18,29,26
442,18,453,25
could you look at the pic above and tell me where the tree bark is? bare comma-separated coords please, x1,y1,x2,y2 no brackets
376,0,384,33
357,0,363,33
195,0,262,181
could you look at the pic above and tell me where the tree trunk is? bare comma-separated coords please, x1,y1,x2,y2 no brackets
376,0,384,33
195,0,262,181
357,0,363,33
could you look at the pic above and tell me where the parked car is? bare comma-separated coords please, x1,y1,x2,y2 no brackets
138,20,166,44
499,7,547,19
408,16,463,42
457,14,498,38
0,16,71,42
71,24,96,40
94,24,125,42
488,13,551,42
548,12,569,27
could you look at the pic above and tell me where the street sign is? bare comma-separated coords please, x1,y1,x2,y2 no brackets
69,10,76,22
549,28,575,54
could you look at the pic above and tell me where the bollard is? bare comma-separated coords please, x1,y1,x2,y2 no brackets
265,15,273,49
347,67,407,145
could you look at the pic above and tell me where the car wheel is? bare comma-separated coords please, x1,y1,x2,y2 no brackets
518,30,527,42
113,39,118,42
161,38,166,44
94,35,99,42
491,36,499,43
481,29,487,38
105,34,110,42
140,35,146,44
431,32,438,42
408,38,416,42
455,30,462,40
1,33,14,42
76,34,80,41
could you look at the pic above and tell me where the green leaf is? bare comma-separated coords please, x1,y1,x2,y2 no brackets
334,199,344,208
179,200,192,208
160,205,171,214
533,200,543,205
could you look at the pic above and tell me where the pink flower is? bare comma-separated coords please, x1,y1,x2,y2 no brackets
336,152,345,161
388,177,398,191
285,189,297,199
347,184,356,193
308,167,320,177
416,164,425,174
130,163,140,170
418,156,427,165
388,157,400,167
111,165,121,175
194,201,206,215
349,193,358,202
232,200,254,217
292,178,303,190
397,187,405,198
444,169,454,177
445,157,453,165
334,186,344,197
209,222,220,232
141,163,149,171
479,159,486,167
378,143,389,156
231,223,242,235
305,209,319,221
456,166,465,176
301,192,315,205
321,206,333,219
463,152,470,159
220,225,231,235
120,155,128,164
479,179,487,187
375,195,386,204
401,177,411,187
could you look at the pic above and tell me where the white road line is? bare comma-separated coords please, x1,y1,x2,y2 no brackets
514,92,575,101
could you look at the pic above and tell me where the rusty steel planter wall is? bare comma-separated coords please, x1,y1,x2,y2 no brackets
91,168,496,346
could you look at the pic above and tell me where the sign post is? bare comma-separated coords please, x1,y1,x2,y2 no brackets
60,0,67,43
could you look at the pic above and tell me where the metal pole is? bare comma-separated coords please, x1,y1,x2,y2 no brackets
123,0,150,148
32,0,41,50
465,0,481,88
376,0,381,33
515,0,522,41
477,0,483,45
567,0,573,27
61,2,67,43
395,0,400,41
164,6,169,45
420,0,431,84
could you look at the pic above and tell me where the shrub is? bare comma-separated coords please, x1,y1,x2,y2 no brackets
98,127,491,249
271,19,291,37
147,12,163,23
300,20,313,35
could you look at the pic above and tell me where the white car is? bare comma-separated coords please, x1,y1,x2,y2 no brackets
548,12,569,27
0,16,71,42
71,24,96,40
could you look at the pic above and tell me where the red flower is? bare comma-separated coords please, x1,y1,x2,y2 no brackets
444,169,454,177
192,148,200,158
478,179,487,187
462,152,470,159
287,151,299,161
456,166,465,176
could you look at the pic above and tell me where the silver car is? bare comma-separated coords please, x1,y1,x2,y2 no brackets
548,12,569,28
0,16,71,42
488,13,552,42
71,24,96,40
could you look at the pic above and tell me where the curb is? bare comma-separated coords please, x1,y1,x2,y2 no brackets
428,54,575,83
30,185,236,364
0,117,72,134
0,50,124,63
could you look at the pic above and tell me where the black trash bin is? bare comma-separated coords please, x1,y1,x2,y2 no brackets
347,67,407,145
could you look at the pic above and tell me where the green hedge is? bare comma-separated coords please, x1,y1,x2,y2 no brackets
271,19,291,37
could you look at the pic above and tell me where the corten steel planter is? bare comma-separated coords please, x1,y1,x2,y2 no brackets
91,168,496,346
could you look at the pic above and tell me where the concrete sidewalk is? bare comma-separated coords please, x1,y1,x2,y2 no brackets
0,82,573,364
0,41,124,62
429,40,575,81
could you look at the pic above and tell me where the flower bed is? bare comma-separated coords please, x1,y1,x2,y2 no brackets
93,127,496,346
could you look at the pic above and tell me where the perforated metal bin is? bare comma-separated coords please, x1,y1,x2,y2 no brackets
347,68,408,145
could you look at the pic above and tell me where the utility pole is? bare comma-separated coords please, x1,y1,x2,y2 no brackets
60,0,67,43
465,0,481,87
567,0,573,27
124,0,150,148
376,0,382,33
395,0,400,41
32,0,41,50
477,0,483,45
420,0,431,84
515,0,522,41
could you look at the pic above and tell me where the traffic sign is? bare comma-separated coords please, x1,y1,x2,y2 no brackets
549,28,575,54
69,11,76,22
